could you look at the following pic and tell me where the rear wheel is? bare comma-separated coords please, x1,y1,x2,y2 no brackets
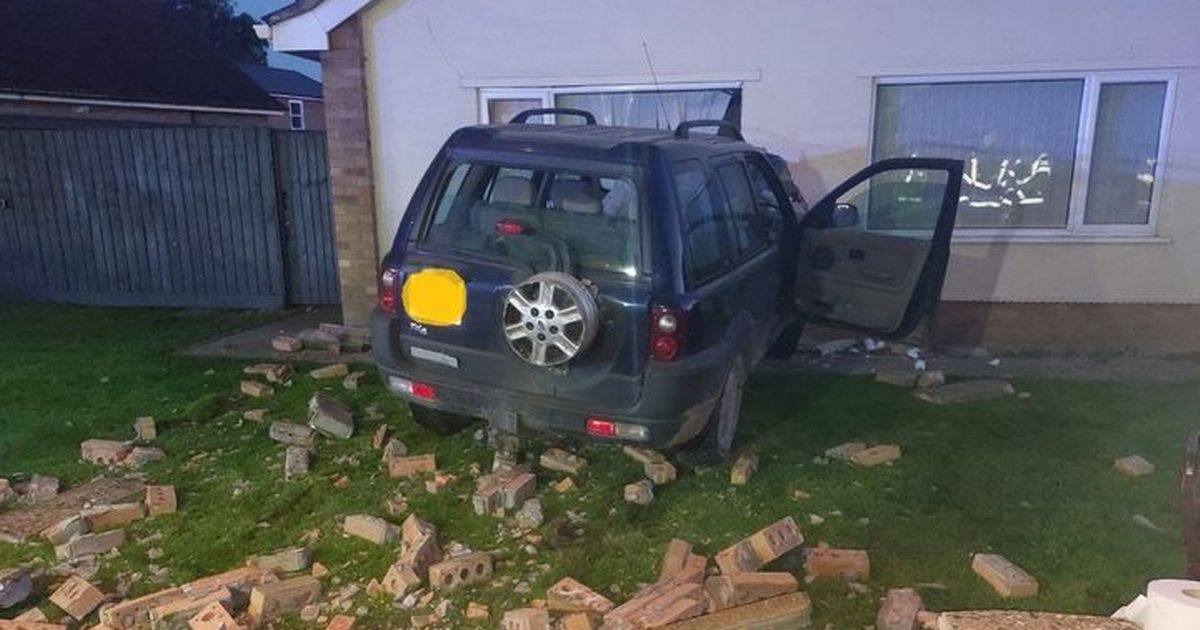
409,404,475,436
681,361,745,464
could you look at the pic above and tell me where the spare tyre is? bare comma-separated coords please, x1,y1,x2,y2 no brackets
501,272,599,367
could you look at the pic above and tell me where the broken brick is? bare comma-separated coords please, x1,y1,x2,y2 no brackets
560,612,596,630
661,591,812,629
805,546,870,582
324,614,356,630
913,379,1014,404
645,459,678,485
552,477,577,494
850,444,901,467
247,576,321,625
381,438,408,461
501,472,536,509
398,515,441,576
1114,455,1155,477
658,539,694,582
424,472,456,494
122,446,166,469
547,577,614,615
240,380,274,398
916,370,946,389
272,335,303,353
382,562,421,599
388,454,437,478
242,408,268,423
284,446,310,480
705,572,798,612
877,587,924,630
244,363,293,383
12,607,48,622
151,588,234,629
971,553,1038,598
55,529,125,560
428,552,493,591
540,448,587,475
466,602,490,620
502,607,551,630
309,363,350,380
825,442,867,462
342,515,398,545
604,580,705,628
715,517,803,574
730,453,759,486
188,600,242,630
308,392,354,439
134,416,157,441
298,329,341,352
251,547,311,574
145,485,178,516
623,479,654,506
875,370,917,387
82,439,132,466
41,515,88,546
49,575,104,620
342,371,366,390
80,502,145,531
372,426,391,450
269,421,315,448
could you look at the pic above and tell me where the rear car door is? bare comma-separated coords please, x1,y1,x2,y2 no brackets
794,158,964,337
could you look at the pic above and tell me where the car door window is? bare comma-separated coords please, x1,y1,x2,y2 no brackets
673,160,730,285
715,162,768,257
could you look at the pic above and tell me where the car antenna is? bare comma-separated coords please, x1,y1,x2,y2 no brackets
641,40,671,130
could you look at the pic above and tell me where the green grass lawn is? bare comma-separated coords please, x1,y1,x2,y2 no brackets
1,303,1196,627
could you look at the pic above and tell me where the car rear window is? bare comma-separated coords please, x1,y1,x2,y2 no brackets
423,161,641,276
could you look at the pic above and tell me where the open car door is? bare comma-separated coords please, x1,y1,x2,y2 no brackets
794,158,964,338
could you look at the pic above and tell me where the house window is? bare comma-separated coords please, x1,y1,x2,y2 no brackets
288,99,305,130
872,73,1172,238
480,84,741,130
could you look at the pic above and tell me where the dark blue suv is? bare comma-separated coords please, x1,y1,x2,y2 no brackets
372,109,963,459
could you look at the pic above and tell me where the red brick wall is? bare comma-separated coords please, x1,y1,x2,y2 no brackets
322,15,379,325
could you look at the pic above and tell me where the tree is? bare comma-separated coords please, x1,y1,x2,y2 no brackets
158,0,266,64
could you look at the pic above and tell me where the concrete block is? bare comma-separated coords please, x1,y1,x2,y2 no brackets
382,562,421,598
308,392,354,439
427,552,492,591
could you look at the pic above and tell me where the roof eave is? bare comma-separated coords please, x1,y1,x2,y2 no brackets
259,0,375,52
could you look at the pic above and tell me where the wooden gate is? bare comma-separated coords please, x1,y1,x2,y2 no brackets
0,126,339,308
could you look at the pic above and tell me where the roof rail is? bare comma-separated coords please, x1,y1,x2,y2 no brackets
509,108,597,125
674,119,743,141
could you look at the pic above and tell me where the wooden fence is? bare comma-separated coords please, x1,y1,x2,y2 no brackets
0,126,338,309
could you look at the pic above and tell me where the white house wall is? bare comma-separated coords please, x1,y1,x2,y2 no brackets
360,0,1200,303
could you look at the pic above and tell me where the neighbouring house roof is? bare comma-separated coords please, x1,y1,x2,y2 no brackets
238,64,323,100
0,0,283,113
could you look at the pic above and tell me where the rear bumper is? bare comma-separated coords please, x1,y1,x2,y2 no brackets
370,310,727,448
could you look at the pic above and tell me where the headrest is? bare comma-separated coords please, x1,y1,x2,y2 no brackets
561,194,602,215
491,176,534,206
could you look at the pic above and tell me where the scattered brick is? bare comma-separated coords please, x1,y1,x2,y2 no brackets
325,614,356,630
971,553,1038,598
0,568,33,609
715,517,803,575
552,477,577,494
121,446,166,469
81,502,145,531
134,416,157,441
501,607,551,630
308,392,354,439
1114,455,1155,477
55,529,125,560
705,572,798,612
242,408,268,423
284,446,310,480
298,329,341,352
0,478,13,505
342,371,366,390
547,577,614,615
424,472,456,494
381,438,408,462
540,448,587,475
559,612,597,630
41,515,88,545
342,515,398,545
604,580,705,628
465,602,490,621
244,363,293,384
82,439,132,466
398,514,441,576
382,562,421,599
824,442,867,462
875,370,917,387
240,380,274,398
428,552,493,591
12,606,48,622
384,492,408,517
311,562,329,579
309,363,350,380
658,539,695,582
389,454,437,478
145,485,178,516
372,426,391,450
272,335,303,352
25,476,59,504
877,587,924,630
660,591,812,629
645,459,678,485
850,444,902,467
250,547,312,574
188,600,242,630
730,453,759,486
624,479,654,506
804,546,871,582
269,421,315,448
247,576,321,625
48,575,104,620
152,588,234,628
621,446,665,465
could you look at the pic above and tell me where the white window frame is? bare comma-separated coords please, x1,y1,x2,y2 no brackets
478,82,742,126
288,99,306,131
873,70,1176,242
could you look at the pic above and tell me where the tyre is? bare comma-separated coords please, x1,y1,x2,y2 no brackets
680,361,745,464
409,404,476,436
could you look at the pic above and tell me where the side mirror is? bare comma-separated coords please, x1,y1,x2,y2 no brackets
832,203,859,228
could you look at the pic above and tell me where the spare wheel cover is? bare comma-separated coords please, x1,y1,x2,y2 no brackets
502,272,599,367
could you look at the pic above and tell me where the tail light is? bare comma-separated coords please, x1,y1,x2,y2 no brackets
378,267,401,315
586,416,649,441
388,376,437,401
650,305,686,361
495,218,527,236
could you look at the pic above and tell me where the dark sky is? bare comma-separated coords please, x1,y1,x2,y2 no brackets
235,0,321,80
